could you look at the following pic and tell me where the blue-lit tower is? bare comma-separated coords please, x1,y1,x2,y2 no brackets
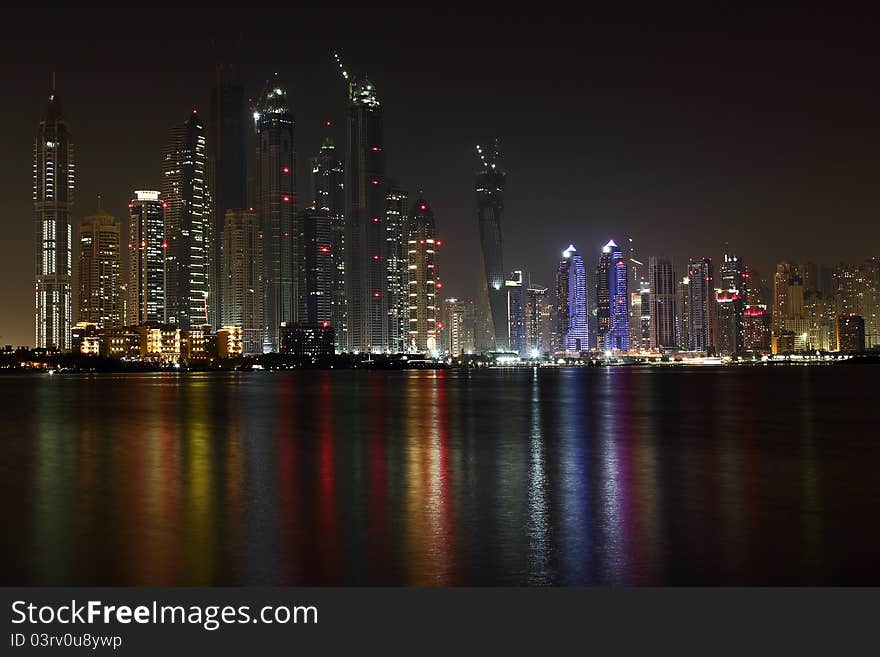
607,240,630,351
559,245,588,354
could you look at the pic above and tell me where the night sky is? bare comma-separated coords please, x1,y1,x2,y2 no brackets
2,7,879,346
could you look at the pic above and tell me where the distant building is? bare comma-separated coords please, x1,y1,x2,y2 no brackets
525,284,550,355
742,305,771,353
505,271,526,355
474,139,507,351
676,275,690,350
71,322,100,355
216,326,243,359
128,191,166,326
406,195,441,352
78,202,121,329
280,322,335,357
441,298,467,356
34,81,75,350
136,323,181,363
687,258,715,352
604,240,629,351
385,186,410,352
221,209,262,355
558,245,589,354
649,256,676,350
772,330,796,355
716,289,744,356
301,208,334,326
162,111,209,330
595,242,611,350
837,314,866,352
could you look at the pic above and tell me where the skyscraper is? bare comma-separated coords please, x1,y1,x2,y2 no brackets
639,279,651,351
556,249,571,354
441,298,467,356
525,283,549,355
301,208,334,326
34,79,74,350
595,242,611,350
506,270,526,355
310,131,346,351
406,195,440,352
385,186,410,353
162,111,209,330
255,82,297,352
607,240,630,351
676,275,690,350
208,66,248,329
558,245,588,354
743,305,771,353
649,256,676,350
221,209,262,355
78,202,120,329
127,191,165,326
344,72,386,353
715,289,744,356
474,139,507,352
687,258,715,352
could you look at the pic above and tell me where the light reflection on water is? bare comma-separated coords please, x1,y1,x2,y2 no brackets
2,366,879,585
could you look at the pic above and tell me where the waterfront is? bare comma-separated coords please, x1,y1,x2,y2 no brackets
1,366,878,585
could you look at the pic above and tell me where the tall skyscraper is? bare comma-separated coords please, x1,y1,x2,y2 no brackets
558,245,588,354
608,240,630,351
595,242,611,350
505,270,526,355
525,283,549,355
310,130,346,351
344,72,386,353
715,289,744,356
162,111,209,330
743,305,771,353
300,205,337,327
649,256,676,350
639,279,651,351
127,191,166,326
832,261,879,348
406,195,440,352
556,249,571,354
208,66,248,329
441,298,467,356
687,258,715,352
78,201,120,329
221,209,262,355
385,186,410,353
676,275,690,350
474,139,507,351
255,82,297,352
34,80,74,350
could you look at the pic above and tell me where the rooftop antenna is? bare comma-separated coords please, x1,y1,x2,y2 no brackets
50,71,56,101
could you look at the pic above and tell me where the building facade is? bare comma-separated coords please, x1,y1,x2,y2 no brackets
385,186,410,352
474,139,507,351
559,245,588,354
127,191,165,326
687,258,715,352
506,270,526,355
34,84,75,349
406,196,440,352
78,203,121,329
649,256,676,350
221,209,263,354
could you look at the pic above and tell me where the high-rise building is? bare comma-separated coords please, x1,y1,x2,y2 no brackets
78,202,120,329
676,275,690,350
525,283,549,355
556,249,571,354
310,131,346,351
649,256,676,350
742,265,769,307
474,139,507,351
162,111,209,330
127,191,166,326
505,270,526,355
595,242,611,350
686,258,715,352
743,305,771,353
441,298,467,356
208,66,248,329
773,262,802,334
715,289,744,356
301,208,334,326
406,195,440,352
220,209,262,355
558,245,588,354
608,240,629,351
832,261,879,348
34,80,74,350
255,82,296,352
804,290,837,351
385,186,410,353
627,237,645,351
638,279,651,351
344,73,386,353
837,314,866,352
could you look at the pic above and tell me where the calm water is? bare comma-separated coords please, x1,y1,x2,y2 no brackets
1,366,878,585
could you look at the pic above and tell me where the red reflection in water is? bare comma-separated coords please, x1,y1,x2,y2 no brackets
316,372,339,583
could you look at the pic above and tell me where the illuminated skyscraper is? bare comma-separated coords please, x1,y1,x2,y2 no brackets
474,139,507,351
385,186,410,352
162,111,209,330
506,270,526,355
608,240,630,351
832,261,879,348
687,258,715,352
34,79,74,350
639,279,651,350
127,191,165,326
255,81,296,352
649,256,676,350
208,66,248,329
525,283,550,355
310,131,346,351
743,305,771,353
441,298,467,356
558,245,588,354
676,275,690,350
343,70,387,352
837,314,866,352
78,202,120,329
406,195,441,352
220,209,262,355
716,289,744,356
302,208,334,326
595,242,611,350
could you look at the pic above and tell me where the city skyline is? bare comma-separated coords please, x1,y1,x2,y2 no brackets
4,10,880,346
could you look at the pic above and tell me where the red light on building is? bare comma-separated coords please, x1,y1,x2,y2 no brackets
420,204,426,211
325,121,332,127
437,322,444,330
372,217,380,223
436,282,443,289
320,246,330,253
427,264,435,268
162,202,168,209
282,166,290,174
371,146,381,151
322,321,329,328
372,254,380,260
140,241,146,248
436,240,442,246
372,291,380,298
371,179,380,185
162,242,168,249
282,195,291,202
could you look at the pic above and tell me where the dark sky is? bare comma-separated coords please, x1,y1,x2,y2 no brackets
2,7,879,346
